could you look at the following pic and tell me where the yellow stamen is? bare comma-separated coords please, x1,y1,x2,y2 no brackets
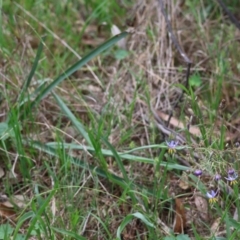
209,198,218,204
230,180,238,185
168,148,176,154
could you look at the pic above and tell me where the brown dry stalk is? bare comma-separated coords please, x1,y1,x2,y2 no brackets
173,198,186,234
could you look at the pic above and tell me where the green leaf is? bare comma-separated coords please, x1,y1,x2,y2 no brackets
51,227,87,240
0,223,13,239
13,211,35,239
163,237,176,240
189,74,202,87
176,234,191,240
116,212,155,239
114,49,129,60
15,234,26,240
18,36,46,103
0,122,8,136
0,122,15,140
228,217,240,229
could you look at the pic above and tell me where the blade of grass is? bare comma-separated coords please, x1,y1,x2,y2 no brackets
87,130,113,181
30,31,129,111
52,92,92,146
25,189,56,239
51,227,87,240
116,212,155,240
13,211,36,239
18,36,46,103
90,213,112,239
44,142,189,171
101,135,137,204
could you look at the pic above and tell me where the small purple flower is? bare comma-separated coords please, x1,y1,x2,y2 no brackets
194,169,202,177
225,169,238,185
206,190,218,204
228,169,235,175
166,140,179,154
215,174,221,181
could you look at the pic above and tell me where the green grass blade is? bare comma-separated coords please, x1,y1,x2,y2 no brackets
25,189,56,239
30,31,129,110
45,142,189,171
52,92,92,146
18,36,46,103
101,135,137,203
13,212,35,239
116,212,155,240
90,213,112,239
51,227,87,240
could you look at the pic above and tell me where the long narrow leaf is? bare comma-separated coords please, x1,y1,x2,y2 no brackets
30,31,129,110
101,136,137,203
51,227,87,240
116,212,155,240
13,211,35,239
52,92,92,146
26,40,45,89
45,142,189,171
18,36,46,102
25,189,56,239
18,37,46,120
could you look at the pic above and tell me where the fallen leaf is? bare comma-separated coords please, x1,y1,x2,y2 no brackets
155,109,202,136
11,195,26,208
5,170,18,179
194,195,209,221
2,195,26,208
111,24,126,49
210,217,221,233
0,194,27,221
233,207,238,221
0,203,16,221
173,198,186,233
0,167,5,178
179,172,190,190
81,37,105,46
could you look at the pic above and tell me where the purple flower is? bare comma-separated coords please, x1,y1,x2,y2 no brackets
228,169,235,175
166,140,179,154
194,169,202,177
206,190,218,204
225,169,238,185
215,174,221,181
